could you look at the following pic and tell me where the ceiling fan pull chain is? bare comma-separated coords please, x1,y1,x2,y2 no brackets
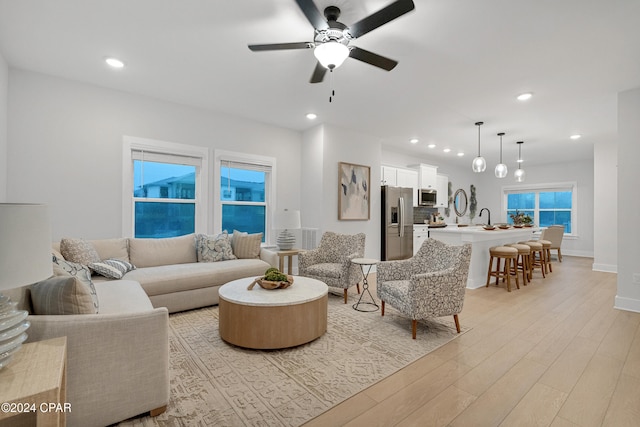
329,69,335,103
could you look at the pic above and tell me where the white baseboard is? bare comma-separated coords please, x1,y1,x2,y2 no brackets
615,295,640,313
592,263,618,273
563,249,594,258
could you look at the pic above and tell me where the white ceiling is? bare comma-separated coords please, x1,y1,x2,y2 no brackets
1,0,639,169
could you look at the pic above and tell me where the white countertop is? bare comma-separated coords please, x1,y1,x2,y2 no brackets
219,276,328,306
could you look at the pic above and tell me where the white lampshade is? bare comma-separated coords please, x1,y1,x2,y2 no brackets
0,204,52,290
314,42,349,69
274,210,301,230
0,204,52,370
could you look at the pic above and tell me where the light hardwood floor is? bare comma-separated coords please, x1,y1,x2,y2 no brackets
304,256,640,427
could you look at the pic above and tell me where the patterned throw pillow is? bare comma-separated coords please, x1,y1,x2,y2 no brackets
195,232,237,262
60,238,101,265
52,255,99,312
231,230,263,259
31,275,99,315
89,259,136,279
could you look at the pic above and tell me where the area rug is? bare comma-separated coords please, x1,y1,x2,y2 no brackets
118,291,464,427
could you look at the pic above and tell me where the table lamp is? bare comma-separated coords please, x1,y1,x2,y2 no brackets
273,209,301,250
0,204,52,369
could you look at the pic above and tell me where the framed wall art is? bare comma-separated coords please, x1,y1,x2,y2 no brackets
338,162,370,220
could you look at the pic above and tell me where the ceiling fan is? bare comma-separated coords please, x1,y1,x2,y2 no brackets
248,0,415,83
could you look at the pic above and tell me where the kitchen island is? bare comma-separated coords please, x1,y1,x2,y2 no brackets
429,226,537,289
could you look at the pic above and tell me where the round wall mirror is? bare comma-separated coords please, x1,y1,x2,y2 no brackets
454,188,468,217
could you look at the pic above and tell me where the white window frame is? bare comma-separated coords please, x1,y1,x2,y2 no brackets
122,136,209,238
213,150,276,244
501,181,578,237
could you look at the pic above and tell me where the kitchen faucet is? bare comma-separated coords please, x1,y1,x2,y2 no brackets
479,208,491,225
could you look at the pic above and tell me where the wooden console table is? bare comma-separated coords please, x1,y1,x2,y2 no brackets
277,249,301,274
0,336,68,427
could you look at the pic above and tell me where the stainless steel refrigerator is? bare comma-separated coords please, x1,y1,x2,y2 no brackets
381,185,414,260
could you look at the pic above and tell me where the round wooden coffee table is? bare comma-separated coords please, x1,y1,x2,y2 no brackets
218,276,328,349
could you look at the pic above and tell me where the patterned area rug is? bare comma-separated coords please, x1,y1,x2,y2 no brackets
118,291,464,426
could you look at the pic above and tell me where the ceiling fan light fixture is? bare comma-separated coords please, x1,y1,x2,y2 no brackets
314,41,349,70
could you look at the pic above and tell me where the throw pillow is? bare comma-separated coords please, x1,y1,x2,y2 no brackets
89,259,136,280
60,238,101,265
52,256,99,312
195,231,237,262
30,275,99,315
231,230,262,259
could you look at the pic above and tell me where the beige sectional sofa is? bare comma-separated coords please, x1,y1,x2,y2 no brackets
9,232,275,427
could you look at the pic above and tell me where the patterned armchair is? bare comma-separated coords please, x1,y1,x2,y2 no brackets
377,238,472,339
298,231,366,303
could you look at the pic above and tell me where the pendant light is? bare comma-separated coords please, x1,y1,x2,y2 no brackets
514,141,526,182
472,121,486,173
494,132,508,178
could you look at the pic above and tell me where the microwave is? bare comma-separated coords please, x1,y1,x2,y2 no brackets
419,188,437,206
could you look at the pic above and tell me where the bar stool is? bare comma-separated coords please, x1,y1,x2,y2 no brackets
507,243,531,285
519,241,546,279
537,239,553,273
486,246,519,292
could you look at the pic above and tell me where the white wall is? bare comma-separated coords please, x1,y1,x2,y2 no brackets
302,124,382,258
7,69,302,241
593,141,618,272
0,52,8,202
616,87,640,313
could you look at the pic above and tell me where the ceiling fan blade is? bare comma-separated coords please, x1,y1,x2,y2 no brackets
248,42,314,52
295,0,329,30
348,0,415,39
310,62,328,83
349,47,398,71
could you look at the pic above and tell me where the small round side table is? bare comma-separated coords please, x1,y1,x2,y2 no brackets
351,258,379,312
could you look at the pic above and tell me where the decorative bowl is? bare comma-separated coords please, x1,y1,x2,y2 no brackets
498,225,510,229
513,224,523,228
247,275,294,290
483,225,496,230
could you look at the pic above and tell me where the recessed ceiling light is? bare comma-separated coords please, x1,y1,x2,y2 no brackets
427,144,436,149
443,148,451,153
306,113,317,120
457,152,465,157
570,134,582,140
409,138,419,144
105,57,125,69
517,92,533,101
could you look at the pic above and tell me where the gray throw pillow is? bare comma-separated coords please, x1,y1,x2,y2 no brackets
196,231,237,262
30,275,99,315
89,259,136,279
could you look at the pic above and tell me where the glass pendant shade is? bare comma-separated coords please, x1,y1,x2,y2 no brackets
495,163,508,178
472,156,486,172
314,42,349,69
472,121,485,173
495,132,508,178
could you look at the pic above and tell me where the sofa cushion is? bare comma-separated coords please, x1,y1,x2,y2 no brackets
129,233,197,268
89,259,136,279
30,275,99,315
90,238,130,262
196,232,237,262
124,259,270,296
304,263,343,279
231,230,262,259
93,280,154,314
60,238,101,265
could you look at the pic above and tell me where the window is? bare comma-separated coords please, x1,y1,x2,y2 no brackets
504,182,576,235
214,151,275,243
123,136,209,238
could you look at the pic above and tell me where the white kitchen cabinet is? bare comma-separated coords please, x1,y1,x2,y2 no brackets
413,225,429,255
435,174,449,208
419,164,438,189
381,166,397,186
396,168,419,206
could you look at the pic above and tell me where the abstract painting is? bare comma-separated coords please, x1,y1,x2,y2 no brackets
338,162,370,220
